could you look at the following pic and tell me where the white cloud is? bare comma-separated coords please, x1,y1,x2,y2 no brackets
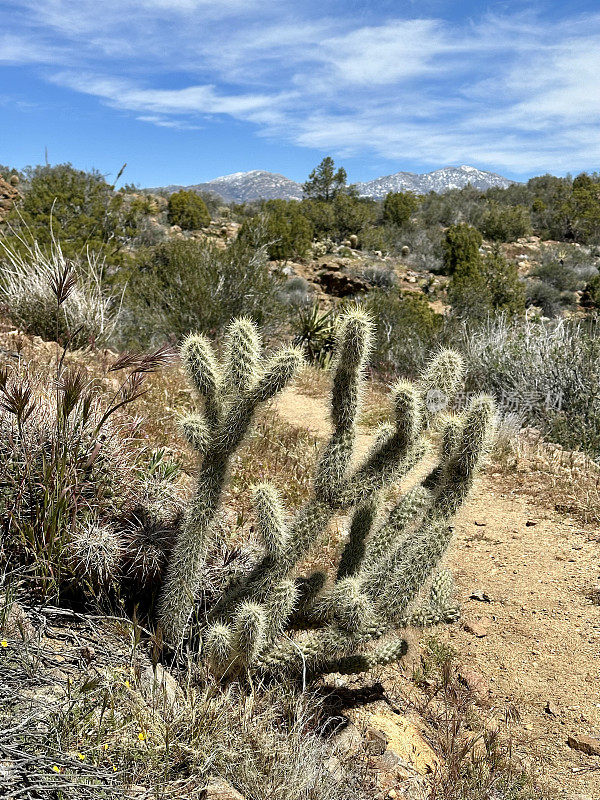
318,19,451,86
51,71,293,125
0,33,62,63
5,3,600,174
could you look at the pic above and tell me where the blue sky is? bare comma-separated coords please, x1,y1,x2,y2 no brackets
1,1,599,187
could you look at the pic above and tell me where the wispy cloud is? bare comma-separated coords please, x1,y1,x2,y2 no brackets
4,1,600,175
51,72,293,125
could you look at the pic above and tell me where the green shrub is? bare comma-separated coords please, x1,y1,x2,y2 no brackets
167,190,211,230
382,191,420,227
525,279,570,317
299,199,336,238
363,289,443,377
442,224,482,276
121,237,284,346
479,201,531,242
582,274,600,308
7,163,140,263
571,173,600,244
482,251,525,315
331,194,378,238
531,260,583,293
450,250,525,321
238,200,313,261
299,195,375,241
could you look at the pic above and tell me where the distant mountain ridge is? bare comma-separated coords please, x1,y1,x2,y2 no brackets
157,165,515,203
355,165,514,198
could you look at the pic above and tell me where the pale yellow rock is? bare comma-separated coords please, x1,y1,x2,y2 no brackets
348,703,440,775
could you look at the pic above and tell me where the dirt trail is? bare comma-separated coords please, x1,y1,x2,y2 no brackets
274,386,600,799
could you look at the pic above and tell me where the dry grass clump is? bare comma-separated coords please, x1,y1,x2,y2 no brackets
0,605,366,799
0,234,121,348
457,314,600,456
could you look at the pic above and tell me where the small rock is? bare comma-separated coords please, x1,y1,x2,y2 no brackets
200,778,246,800
140,664,181,710
80,646,96,664
331,722,363,758
567,734,600,756
463,620,489,638
348,703,439,775
365,726,388,756
544,700,560,717
457,667,491,702
1,601,36,641
325,754,343,780
525,520,538,527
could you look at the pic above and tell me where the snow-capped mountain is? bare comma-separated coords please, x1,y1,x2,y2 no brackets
160,170,303,202
158,165,514,203
355,165,515,198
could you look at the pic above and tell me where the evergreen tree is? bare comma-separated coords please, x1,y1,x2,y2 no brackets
442,224,482,276
303,157,348,202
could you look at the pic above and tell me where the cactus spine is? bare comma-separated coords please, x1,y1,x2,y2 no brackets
161,309,496,677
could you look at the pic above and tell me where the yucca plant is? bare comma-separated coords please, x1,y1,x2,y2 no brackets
158,309,496,679
292,303,336,367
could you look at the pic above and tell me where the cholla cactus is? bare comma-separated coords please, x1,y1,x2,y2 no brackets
160,309,496,679
158,319,304,643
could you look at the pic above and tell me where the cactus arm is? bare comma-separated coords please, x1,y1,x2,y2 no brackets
316,638,409,676
359,485,432,577
252,483,289,559
314,308,373,505
223,317,261,395
180,334,223,431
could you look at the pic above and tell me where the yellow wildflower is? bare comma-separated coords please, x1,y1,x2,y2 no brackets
77,753,85,761
52,765,60,773
138,731,147,741
0,640,7,648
